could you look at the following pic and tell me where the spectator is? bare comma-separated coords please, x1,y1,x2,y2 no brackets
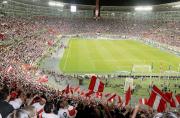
9,92,26,110
7,109,30,118
32,95,47,116
23,106,37,118
42,102,58,118
0,88,14,118
57,100,70,118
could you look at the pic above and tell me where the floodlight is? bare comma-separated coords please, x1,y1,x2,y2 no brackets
48,1,64,7
71,5,76,12
173,5,180,8
135,6,153,11
2,1,8,4
111,12,115,16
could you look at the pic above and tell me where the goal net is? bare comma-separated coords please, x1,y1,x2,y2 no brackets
132,65,152,74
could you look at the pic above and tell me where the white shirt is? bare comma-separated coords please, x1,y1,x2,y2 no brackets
58,108,69,118
32,102,45,112
9,98,23,109
42,112,58,118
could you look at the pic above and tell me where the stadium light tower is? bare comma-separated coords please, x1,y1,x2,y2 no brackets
48,1,64,7
135,6,153,11
95,0,100,19
173,5,180,8
2,1,8,4
70,5,77,12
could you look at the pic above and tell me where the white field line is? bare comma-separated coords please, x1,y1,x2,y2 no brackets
63,40,71,70
91,60,169,63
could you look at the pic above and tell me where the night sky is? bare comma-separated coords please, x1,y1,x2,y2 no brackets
61,0,179,6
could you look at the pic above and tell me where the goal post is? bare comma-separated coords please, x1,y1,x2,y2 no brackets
132,65,152,74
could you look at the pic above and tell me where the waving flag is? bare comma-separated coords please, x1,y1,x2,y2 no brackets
170,94,180,108
95,92,102,99
65,84,70,94
74,86,80,93
147,85,168,112
164,92,180,108
88,76,104,92
139,98,148,105
85,90,93,97
125,86,131,106
107,93,122,106
74,86,80,96
80,90,85,96
107,93,116,102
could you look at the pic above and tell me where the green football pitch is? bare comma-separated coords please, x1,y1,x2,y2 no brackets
60,38,180,74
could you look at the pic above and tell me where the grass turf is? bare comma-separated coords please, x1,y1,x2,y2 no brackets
60,38,180,74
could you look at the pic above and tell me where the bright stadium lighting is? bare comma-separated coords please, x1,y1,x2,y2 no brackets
2,1,8,4
48,1,64,7
71,5,76,12
173,5,180,8
135,6,153,11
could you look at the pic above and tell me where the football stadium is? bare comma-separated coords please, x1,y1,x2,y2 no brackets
0,0,180,117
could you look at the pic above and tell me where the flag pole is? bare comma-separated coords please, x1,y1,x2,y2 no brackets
150,63,153,85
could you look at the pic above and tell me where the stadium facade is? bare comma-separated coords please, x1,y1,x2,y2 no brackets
0,0,180,21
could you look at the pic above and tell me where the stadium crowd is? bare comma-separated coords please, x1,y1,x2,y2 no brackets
1,16,179,46
43,17,180,47
0,77,179,118
0,16,180,118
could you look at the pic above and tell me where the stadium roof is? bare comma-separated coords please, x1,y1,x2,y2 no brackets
61,0,179,6
8,0,180,11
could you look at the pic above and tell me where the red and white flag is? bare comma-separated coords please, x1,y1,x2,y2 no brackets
139,98,148,105
107,94,122,106
70,87,74,95
65,84,70,94
170,95,180,108
95,92,103,99
85,90,93,97
147,85,168,112
165,92,180,108
88,76,104,92
107,93,116,102
74,86,80,93
80,90,85,96
74,86,80,96
125,86,131,106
